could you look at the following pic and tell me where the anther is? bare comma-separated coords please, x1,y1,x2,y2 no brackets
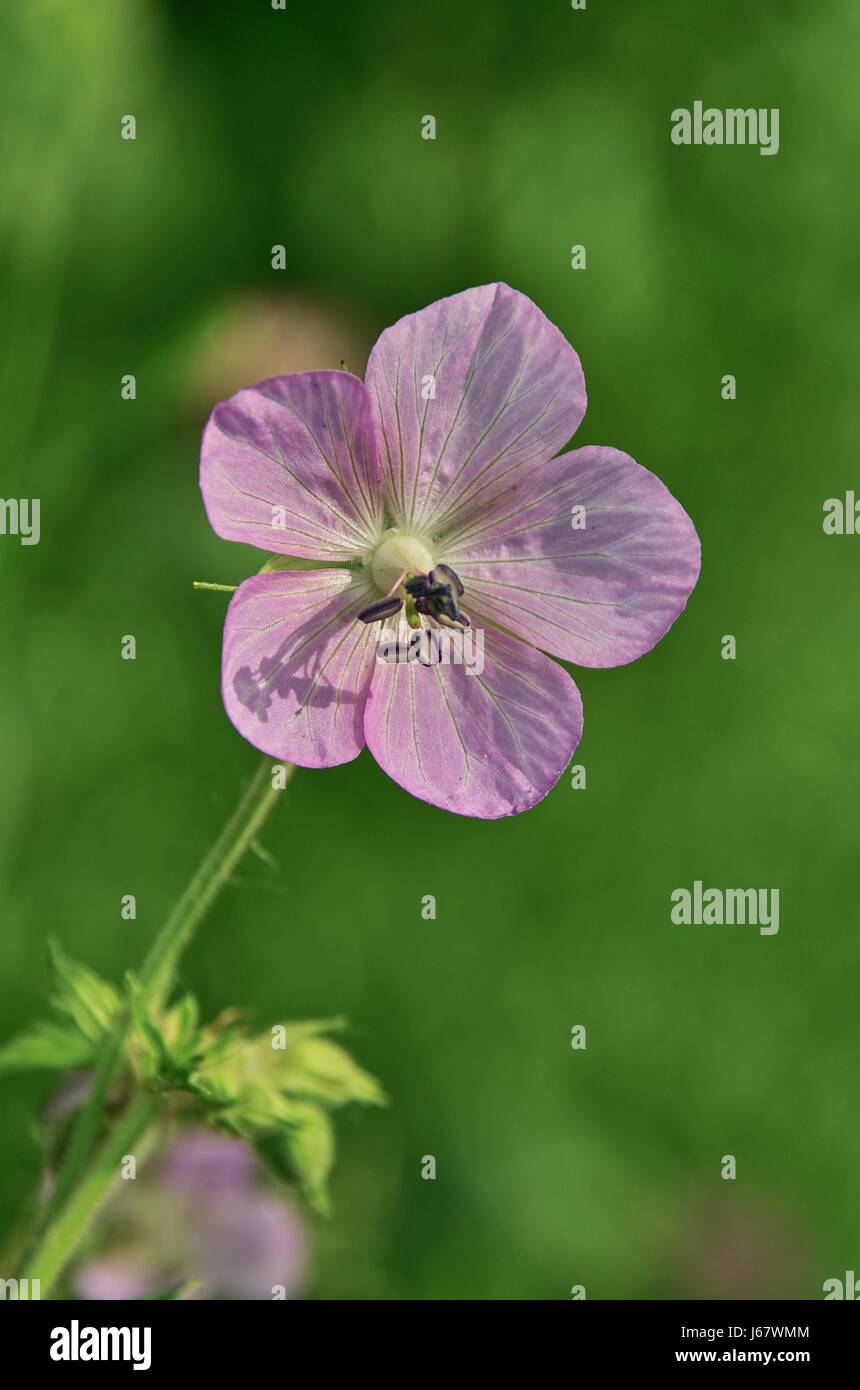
404,565,469,628
357,595,404,624
431,564,464,597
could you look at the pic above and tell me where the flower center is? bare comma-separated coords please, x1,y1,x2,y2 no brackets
359,534,468,630
369,533,435,595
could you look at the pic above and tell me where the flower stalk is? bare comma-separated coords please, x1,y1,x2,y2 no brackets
19,1093,156,1293
17,755,292,1294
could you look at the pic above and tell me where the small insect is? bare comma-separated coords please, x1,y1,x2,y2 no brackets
404,565,469,629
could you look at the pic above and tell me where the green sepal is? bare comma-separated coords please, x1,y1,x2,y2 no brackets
48,938,122,1042
126,973,210,1091
0,941,122,1075
259,555,359,574
0,1020,95,1075
253,1112,335,1216
116,982,384,1218
279,1037,387,1107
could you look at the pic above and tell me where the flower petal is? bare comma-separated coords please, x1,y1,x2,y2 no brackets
364,624,583,818
201,371,383,560
222,569,378,766
364,283,586,536
445,445,700,667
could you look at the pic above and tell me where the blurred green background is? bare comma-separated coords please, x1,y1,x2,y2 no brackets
1,0,858,1299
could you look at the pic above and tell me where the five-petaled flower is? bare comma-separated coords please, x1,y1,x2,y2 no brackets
200,284,700,818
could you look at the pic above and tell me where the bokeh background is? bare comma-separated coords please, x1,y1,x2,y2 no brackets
1,0,858,1299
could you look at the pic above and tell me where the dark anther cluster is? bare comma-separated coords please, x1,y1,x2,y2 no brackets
405,565,469,627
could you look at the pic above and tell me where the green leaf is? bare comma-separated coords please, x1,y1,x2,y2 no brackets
109,989,385,1218
0,1020,95,1075
286,1110,335,1215
269,1016,347,1045
255,1112,335,1216
48,939,121,1042
279,1037,387,1107
0,941,124,1075
126,974,202,1090
168,994,200,1046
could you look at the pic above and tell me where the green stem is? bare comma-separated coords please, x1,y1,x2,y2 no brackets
140,754,289,1007
17,754,293,1293
19,1093,156,1293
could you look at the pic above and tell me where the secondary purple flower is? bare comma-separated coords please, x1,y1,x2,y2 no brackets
73,1129,307,1301
200,284,700,818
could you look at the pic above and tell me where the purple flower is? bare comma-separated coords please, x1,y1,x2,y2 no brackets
73,1129,307,1301
200,284,700,817
159,1126,256,1196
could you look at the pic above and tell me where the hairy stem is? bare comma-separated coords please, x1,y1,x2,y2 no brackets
18,754,292,1293
19,1093,156,1293
140,754,289,1007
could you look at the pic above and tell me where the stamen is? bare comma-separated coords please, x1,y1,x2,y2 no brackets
357,595,404,624
415,630,443,666
404,564,469,629
385,567,408,597
431,564,464,597
404,592,422,629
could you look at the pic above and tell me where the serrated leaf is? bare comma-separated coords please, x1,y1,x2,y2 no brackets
286,1110,335,1215
115,996,385,1219
48,939,121,1042
255,1111,335,1216
279,1038,386,1107
126,973,203,1089
288,1016,348,1040
253,1130,297,1185
209,1082,318,1137
0,1021,95,1075
167,994,200,1047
